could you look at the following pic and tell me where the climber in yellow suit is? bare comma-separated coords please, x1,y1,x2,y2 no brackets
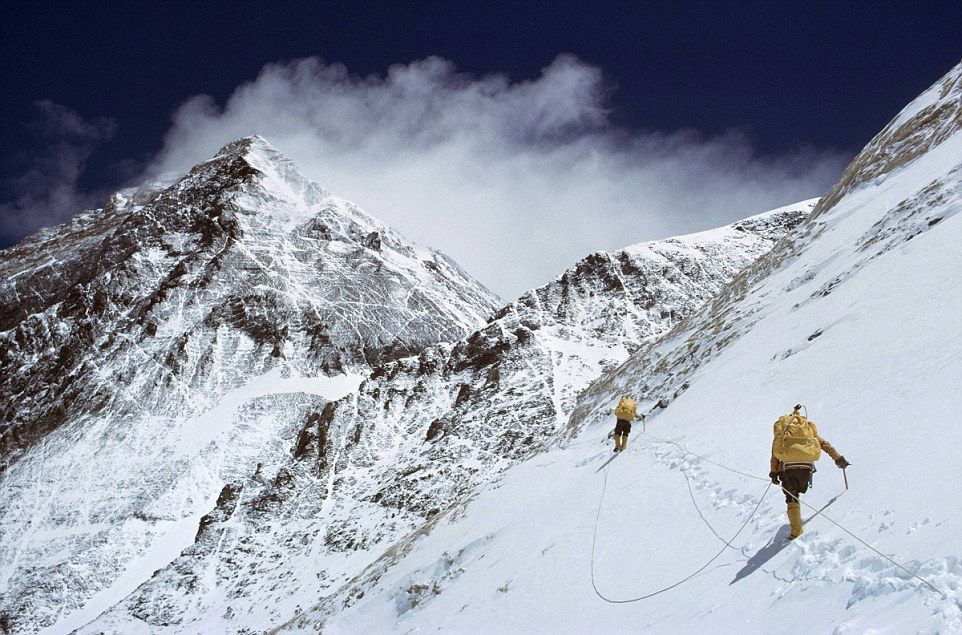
769,404,850,539
612,395,645,452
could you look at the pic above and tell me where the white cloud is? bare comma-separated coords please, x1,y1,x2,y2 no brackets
0,100,117,242
148,55,848,299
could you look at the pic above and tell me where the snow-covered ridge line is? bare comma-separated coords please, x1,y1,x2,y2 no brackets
814,59,961,214
510,200,816,316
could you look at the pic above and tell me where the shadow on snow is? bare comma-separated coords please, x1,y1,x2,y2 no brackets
731,493,843,584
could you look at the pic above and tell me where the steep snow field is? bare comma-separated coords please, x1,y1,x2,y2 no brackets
281,63,962,633
30,371,365,635
5,371,364,635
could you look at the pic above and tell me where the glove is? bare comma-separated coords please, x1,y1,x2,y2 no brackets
835,456,850,469
769,471,780,484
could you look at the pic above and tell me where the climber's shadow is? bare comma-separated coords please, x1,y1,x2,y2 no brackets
595,452,622,473
730,493,842,585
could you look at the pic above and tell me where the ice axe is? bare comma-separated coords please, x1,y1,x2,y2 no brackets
843,468,849,490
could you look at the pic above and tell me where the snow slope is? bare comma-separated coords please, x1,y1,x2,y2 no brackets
79,200,810,631
278,62,962,633
0,137,500,633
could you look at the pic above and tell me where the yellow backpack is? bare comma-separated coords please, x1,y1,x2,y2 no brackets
772,413,821,462
614,396,637,420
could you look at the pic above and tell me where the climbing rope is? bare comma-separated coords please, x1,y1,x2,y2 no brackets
681,466,739,547
779,484,947,598
638,428,767,482
638,428,947,597
590,455,772,603
590,426,948,599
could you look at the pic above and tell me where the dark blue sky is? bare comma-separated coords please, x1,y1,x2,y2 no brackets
1,0,960,249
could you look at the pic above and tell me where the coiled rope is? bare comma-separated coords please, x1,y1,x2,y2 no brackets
588,427,948,602
590,457,772,603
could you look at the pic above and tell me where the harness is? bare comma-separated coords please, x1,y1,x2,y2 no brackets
781,461,817,488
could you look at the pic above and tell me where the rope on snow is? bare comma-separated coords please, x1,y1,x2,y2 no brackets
588,426,948,602
590,458,772,603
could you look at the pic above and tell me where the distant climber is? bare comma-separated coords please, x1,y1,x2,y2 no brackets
769,404,850,540
612,395,645,452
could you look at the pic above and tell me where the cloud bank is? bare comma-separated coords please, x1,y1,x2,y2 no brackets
148,55,847,298
7,56,848,300
0,100,117,243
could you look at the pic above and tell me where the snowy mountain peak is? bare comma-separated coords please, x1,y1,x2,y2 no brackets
161,135,330,227
202,134,295,174
211,134,275,158
204,135,324,196
0,137,501,631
